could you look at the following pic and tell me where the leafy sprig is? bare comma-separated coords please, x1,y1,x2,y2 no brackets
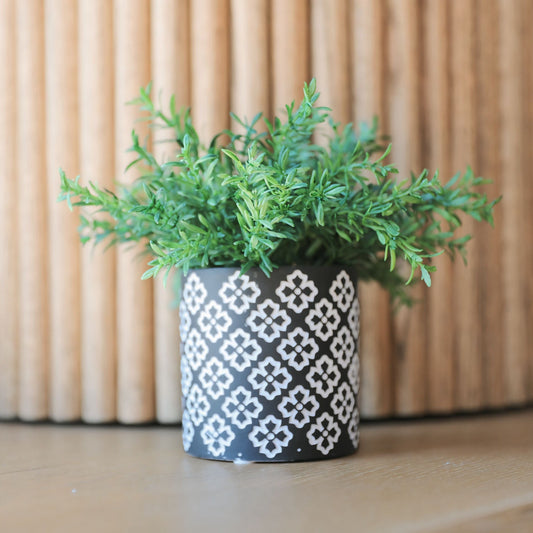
59,79,499,304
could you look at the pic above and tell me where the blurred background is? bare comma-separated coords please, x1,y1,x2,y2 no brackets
0,0,531,425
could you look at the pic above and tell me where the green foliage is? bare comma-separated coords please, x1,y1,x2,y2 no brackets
59,80,499,305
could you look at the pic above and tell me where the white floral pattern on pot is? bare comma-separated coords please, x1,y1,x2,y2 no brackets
186,384,211,426
329,325,355,369
198,300,232,343
275,269,318,313
348,298,360,339
249,415,294,459
277,385,320,428
181,356,193,398
276,327,319,371
221,386,263,429
248,357,292,400
348,408,360,449
306,355,341,398
200,414,236,457
182,410,194,452
348,352,360,395
307,412,342,455
246,298,290,342
219,270,261,314
183,327,209,371
199,357,234,400
330,382,356,425
179,300,191,339
182,272,207,315
329,270,356,313
305,298,341,341
220,328,261,372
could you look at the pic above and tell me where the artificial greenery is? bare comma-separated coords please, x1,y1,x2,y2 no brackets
59,80,498,305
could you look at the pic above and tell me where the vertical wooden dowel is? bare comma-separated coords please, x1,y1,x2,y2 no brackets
115,0,155,423
522,0,533,400
499,0,528,405
191,0,230,142
230,0,270,125
475,0,504,409
310,0,350,122
450,0,483,410
79,0,117,423
16,0,49,421
351,0,394,418
387,0,427,416
271,0,309,112
45,0,82,422
0,0,17,419
424,0,455,413
151,0,190,424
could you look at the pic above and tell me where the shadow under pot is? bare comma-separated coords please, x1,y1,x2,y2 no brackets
179,265,360,462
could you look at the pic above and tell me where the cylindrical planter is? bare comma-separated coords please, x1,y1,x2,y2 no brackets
179,265,360,462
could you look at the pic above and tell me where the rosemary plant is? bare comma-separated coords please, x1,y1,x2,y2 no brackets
59,80,499,305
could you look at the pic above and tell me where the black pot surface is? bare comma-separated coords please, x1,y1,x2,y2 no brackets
180,265,360,462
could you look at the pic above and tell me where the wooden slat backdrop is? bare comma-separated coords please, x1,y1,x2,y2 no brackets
79,0,116,422
0,0,531,423
0,0,17,419
16,0,49,421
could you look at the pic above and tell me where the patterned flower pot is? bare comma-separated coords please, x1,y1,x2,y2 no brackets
179,265,360,462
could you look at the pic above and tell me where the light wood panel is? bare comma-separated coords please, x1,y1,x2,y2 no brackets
351,0,394,418
16,0,49,421
79,0,117,423
151,0,190,424
45,0,82,422
451,0,483,411
114,0,155,423
191,0,230,142
311,0,350,123
271,0,309,111
499,0,529,405
424,0,454,413
1,0,531,423
387,0,427,416
523,0,533,401
0,0,17,419
475,0,504,408
230,0,270,128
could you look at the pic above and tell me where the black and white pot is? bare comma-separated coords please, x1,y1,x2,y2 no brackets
179,265,360,462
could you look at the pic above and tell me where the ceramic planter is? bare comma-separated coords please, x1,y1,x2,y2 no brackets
179,265,360,462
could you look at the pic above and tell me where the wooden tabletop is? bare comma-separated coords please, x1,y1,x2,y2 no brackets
2,410,533,532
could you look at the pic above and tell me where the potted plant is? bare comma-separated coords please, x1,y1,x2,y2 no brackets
60,80,498,462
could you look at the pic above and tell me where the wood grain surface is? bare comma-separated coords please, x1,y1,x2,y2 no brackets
150,0,190,424
114,0,155,423
16,0,49,421
2,411,533,532
79,0,117,423
230,0,270,128
191,0,230,141
45,0,82,422
0,0,17,419
451,0,483,411
388,0,427,416
475,0,504,409
351,0,394,418
499,0,529,405
423,0,454,414
271,0,309,111
311,0,350,124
